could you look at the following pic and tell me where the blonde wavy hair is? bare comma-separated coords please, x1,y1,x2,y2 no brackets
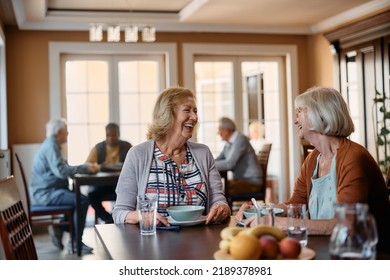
295,86,355,137
147,86,197,141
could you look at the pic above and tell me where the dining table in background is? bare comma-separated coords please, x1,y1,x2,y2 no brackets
94,217,384,260
72,171,120,256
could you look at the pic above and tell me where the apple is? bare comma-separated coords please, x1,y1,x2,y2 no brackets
258,235,279,259
278,237,301,259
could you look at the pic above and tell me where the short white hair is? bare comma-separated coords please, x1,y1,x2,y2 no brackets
46,118,67,138
219,117,236,131
295,87,354,137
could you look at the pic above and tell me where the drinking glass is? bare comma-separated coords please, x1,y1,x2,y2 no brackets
365,214,378,259
287,203,308,246
329,203,377,260
137,194,158,235
257,203,275,226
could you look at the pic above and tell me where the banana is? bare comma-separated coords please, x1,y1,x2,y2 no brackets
239,225,286,241
220,226,245,241
218,239,231,252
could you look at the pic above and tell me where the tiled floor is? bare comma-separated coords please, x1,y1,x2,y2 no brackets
33,212,101,260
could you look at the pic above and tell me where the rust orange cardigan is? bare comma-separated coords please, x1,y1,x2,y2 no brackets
286,137,390,252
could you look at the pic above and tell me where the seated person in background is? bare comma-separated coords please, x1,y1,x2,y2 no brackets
86,123,132,224
248,121,266,154
112,86,230,225
30,118,99,254
215,117,262,196
236,86,390,253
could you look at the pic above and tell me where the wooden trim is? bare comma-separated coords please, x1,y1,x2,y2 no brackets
324,10,390,44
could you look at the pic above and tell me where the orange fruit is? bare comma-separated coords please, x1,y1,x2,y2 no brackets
229,234,262,260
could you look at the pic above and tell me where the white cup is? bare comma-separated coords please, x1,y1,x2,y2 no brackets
287,203,308,246
257,203,274,226
137,194,157,235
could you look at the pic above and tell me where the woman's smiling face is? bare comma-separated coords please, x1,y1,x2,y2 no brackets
172,96,198,140
294,107,313,140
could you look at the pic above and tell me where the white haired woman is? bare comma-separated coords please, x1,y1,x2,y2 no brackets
236,86,390,253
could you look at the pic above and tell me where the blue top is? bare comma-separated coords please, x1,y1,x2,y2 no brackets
30,136,89,205
215,131,262,183
308,154,337,219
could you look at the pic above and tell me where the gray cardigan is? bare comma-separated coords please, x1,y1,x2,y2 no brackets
112,139,228,223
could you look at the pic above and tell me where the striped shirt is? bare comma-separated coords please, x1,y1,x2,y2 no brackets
146,144,207,217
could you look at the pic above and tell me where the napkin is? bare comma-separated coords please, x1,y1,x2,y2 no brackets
156,225,181,231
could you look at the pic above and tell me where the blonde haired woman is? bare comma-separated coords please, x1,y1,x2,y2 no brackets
113,86,230,226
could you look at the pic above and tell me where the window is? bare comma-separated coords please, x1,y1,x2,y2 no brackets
63,54,165,164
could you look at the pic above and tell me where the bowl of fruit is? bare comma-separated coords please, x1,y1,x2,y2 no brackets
215,225,315,260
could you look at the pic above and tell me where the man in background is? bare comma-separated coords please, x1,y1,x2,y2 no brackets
86,123,132,224
215,117,262,196
31,118,98,254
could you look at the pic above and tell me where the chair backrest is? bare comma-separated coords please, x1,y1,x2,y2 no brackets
301,140,314,162
14,153,32,223
0,176,38,260
257,143,272,187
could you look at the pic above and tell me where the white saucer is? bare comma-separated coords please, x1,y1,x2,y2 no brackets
168,215,207,226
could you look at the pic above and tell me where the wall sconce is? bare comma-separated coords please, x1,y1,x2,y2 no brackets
89,24,156,43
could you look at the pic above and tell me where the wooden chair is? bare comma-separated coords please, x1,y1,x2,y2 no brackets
301,140,315,162
0,176,38,259
226,143,272,210
14,153,74,252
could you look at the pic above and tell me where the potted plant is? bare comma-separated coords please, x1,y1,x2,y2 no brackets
374,89,390,174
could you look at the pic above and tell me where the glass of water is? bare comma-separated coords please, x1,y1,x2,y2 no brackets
287,203,308,246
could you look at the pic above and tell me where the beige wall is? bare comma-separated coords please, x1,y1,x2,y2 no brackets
4,26,333,148
307,34,334,87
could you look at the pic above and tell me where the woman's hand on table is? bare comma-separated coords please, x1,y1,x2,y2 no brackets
234,202,257,227
124,211,169,226
156,213,169,226
206,203,231,224
234,202,252,222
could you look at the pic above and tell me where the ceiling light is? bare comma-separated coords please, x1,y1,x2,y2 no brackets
89,24,103,42
89,24,156,43
125,26,138,42
107,25,121,42
142,26,156,42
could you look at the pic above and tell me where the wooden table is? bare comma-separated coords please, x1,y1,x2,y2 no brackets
94,218,390,260
72,172,120,256
94,218,330,260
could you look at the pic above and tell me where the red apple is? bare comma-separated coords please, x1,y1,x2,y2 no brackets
278,237,301,259
258,235,279,259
